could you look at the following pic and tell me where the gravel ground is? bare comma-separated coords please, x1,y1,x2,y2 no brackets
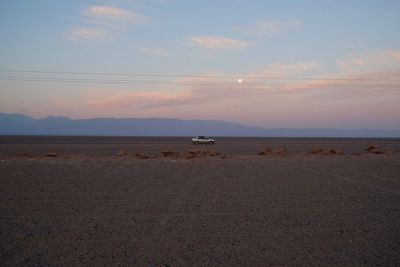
1,137,400,266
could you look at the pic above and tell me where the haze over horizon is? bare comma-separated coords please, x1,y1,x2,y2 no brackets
1,1,400,131
1,112,400,137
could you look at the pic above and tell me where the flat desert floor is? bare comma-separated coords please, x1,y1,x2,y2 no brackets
1,137,400,266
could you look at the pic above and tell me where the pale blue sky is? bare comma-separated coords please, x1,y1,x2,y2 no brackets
1,0,400,129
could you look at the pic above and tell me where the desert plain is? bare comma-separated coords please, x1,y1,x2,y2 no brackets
1,136,400,266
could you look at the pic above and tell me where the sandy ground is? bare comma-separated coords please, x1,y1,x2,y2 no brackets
1,137,400,266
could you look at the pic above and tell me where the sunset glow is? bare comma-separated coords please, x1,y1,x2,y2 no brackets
0,1,399,130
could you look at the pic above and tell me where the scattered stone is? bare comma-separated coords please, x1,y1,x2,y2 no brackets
45,152,57,157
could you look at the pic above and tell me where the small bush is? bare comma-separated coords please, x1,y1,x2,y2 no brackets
161,151,180,157
259,148,287,156
366,145,384,154
311,148,341,155
117,150,128,156
17,152,33,158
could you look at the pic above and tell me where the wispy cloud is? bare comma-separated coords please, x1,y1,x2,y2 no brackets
65,28,109,42
65,5,149,42
253,62,320,78
337,50,400,74
85,52,400,121
139,46,169,56
81,6,148,22
190,36,253,50
388,50,400,61
86,62,320,112
235,20,301,35
77,50,400,127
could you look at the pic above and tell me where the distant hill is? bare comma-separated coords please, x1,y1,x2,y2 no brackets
0,113,399,137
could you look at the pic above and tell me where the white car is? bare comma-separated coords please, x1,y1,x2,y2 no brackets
191,136,215,144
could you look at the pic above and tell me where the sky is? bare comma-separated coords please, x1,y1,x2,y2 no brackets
0,0,400,129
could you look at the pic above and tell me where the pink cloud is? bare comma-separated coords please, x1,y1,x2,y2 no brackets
387,50,400,61
70,52,400,128
139,46,169,57
190,36,253,50
337,50,400,73
65,28,109,41
65,5,149,42
81,6,148,23
85,56,400,117
234,20,302,35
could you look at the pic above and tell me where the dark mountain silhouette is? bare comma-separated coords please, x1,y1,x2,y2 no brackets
0,113,399,137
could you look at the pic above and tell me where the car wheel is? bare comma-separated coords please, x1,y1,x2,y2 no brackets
195,141,199,144
209,141,214,144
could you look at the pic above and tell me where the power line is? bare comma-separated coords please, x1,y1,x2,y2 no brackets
1,68,400,82
0,76,398,88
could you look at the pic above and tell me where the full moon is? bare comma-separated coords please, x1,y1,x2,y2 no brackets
237,78,243,83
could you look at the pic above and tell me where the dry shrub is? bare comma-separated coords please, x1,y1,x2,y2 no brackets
369,150,384,154
186,150,222,159
366,145,376,151
134,152,149,159
311,148,341,155
45,152,57,157
185,154,198,159
161,151,180,157
366,145,384,154
117,150,128,156
366,145,392,154
188,150,201,155
206,150,221,157
17,152,33,158
259,148,287,156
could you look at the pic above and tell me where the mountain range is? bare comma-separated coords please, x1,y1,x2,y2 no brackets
0,113,399,137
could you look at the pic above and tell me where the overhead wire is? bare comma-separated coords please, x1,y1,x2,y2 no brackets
0,68,399,81
0,68,399,90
